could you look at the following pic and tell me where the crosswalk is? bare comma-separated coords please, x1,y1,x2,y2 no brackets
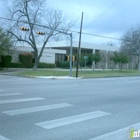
0,89,4,92
2,103,73,116
0,93,22,97
0,97,45,104
0,89,139,140
0,135,10,140
90,122,140,140
36,111,110,130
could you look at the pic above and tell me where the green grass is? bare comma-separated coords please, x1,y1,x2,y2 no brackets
10,69,140,78
12,70,70,77
79,70,140,78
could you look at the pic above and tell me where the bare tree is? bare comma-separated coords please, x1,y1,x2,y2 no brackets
120,25,140,69
5,0,74,70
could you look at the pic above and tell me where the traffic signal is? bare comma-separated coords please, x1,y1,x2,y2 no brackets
65,55,76,61
67,55,70,61
65,55,70,61
72,55,76,61
20,27,29,31
36,31,45,35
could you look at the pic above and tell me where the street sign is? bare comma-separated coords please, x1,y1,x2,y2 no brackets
83,56,88,59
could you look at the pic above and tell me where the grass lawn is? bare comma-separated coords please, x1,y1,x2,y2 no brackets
10,69,140,78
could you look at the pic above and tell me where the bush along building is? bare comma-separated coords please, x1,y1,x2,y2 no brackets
1,41,131,69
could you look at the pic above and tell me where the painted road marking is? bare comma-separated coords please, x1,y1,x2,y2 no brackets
35,111,111,129
0,93,22,97
0,135,10,140
89,122,140,140
2,103,73,116
0,97,45,104
127,80,140,83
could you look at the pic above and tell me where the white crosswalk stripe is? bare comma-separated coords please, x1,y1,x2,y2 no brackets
0,93,22,97
89,122,140,140
0,97,45,104
2,103,73,116
0,135,10,140
35,111,111,129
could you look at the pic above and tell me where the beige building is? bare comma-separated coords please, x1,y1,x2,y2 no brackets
12,41,120,69
46,41,120,69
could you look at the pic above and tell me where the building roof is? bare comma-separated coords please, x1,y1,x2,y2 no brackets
46,41,120,52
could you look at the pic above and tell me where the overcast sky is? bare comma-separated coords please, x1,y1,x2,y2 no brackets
0,0,140,46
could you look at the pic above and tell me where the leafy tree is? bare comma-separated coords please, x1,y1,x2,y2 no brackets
93,53,101,64
80,53,101,70
5,0,74,70
110,52,120,64
110,52,129,69
79,53,88,67
79,53,101,70
119,53,129,69
0,28,14,55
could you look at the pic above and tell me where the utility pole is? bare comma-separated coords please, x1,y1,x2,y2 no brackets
69,33,73,76
76,12,84,78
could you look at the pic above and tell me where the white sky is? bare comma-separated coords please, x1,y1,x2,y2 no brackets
0,0,140,46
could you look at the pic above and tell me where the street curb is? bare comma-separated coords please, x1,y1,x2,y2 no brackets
35,76,82,79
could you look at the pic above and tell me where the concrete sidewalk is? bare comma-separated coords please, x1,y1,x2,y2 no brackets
35,76,81,79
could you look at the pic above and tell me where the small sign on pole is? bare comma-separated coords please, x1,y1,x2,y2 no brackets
83,56,88,70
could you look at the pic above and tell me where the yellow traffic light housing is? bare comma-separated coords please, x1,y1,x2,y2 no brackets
20,27,29,31
36,31,45,35
72,55,76,61
67,55,70,61
65,55,70,61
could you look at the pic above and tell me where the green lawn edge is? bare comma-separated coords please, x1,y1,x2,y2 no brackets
9,69,140,78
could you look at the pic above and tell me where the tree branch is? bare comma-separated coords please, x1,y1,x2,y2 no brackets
8,30,33,48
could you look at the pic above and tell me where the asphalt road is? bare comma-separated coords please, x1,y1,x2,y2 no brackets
0,75,140,140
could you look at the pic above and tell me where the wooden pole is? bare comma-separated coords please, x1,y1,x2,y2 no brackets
76,12,84,78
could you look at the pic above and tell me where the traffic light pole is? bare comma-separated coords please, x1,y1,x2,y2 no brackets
19,19,73,76
69,33,73,77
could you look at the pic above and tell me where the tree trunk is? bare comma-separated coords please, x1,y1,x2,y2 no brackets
33,53,39,71
33,62,38,71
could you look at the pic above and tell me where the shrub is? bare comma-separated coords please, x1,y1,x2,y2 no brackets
46,63,56,68
0,62,3,67
37,62,47,68
10,62,22,68
1,55,12,67
19,52,33,68
59,61,70,68
55,61,60,67
37,62,56,68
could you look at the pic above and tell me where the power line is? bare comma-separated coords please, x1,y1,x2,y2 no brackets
82,32,122,41
84,0,120,29
0,16,127,42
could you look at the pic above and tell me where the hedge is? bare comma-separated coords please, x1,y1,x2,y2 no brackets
56,61,70,68
9,62,55,68
10,62,23,68
1,55,12,67
37,62,55,68
19,52,33,68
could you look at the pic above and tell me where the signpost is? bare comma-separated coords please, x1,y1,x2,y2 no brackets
83,56,88,70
